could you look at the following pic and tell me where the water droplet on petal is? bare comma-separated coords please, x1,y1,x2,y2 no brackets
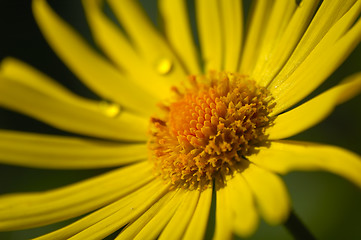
155,57,173,75
99,101,122,118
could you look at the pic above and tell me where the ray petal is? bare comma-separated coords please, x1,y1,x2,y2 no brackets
117,189,185,240
227,173,259,238
268,72,361,139
255,0,321,86
269,1,361,114
213,179,233,240
35,179,169,240
0,130,147,168
0,59,147,141
242,163,290,225
0,162,153,231
196,0,223,71
239,0,274,74
32,0,155,115
249,140,361,188
251,0,297,82
82,0,172,100
269,0,357,88
158,190,200,240
108,0,187,87
158,0,201,74
220,0,243,72
183,185,213,240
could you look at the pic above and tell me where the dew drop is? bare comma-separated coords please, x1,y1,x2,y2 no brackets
155,57,173,75
99,101,122,118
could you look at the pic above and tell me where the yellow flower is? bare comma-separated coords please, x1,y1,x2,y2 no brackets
1,0,361,239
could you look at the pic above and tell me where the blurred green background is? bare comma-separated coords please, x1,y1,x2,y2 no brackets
0,0,360,239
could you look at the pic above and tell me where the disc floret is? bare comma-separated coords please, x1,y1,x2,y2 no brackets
148,71,275,189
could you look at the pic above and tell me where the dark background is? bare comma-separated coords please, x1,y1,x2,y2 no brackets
0,0,360,239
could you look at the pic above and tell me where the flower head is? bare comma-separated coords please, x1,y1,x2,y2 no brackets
1,0,361,239
148,71,275,190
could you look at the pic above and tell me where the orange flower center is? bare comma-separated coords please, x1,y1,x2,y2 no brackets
169,85,226,150
148,71,274,190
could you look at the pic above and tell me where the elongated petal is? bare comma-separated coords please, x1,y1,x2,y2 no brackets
196,0,223,71
0,130,147,168
239,0,274,74
249,141,361,188
158,190,200,240
82,0,138,72
114,191,174,240
251,0,296,81
227,173,258,237
220,0,243,72
268,72,361,139
35,179,168,240
242,163,290,225
183,185,212,240
0,58,98,110
269,1,361,114
108,0,186,87
213,180,233,240
32,0,155,116
82,0,172,100
0,162,153,231
119,189,186,240
0,59,147,141
132,190,184,240
269,0,356,87
256,0,321,86
158,0,201,74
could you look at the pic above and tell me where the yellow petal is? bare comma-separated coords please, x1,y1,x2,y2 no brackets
35,179,168,240
213,179,233,240
242,163,290,225
0,130,147,168
239,0,274,74
268,72,361,139
114,193,173,240
270,0,357,87
0,59,147,141
120,189,185,240
227,173,259,237
196,0,223,71
256,0,321,86
32,0,155,115
220,0,243,72
183,184,212,240
82,0,173,100
0,162,153,231
158,0,201,74
0,58,97,110
269,1,361,114
251,0,297,82
249,140,361,188
108,0,186,88
158,190,200,240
